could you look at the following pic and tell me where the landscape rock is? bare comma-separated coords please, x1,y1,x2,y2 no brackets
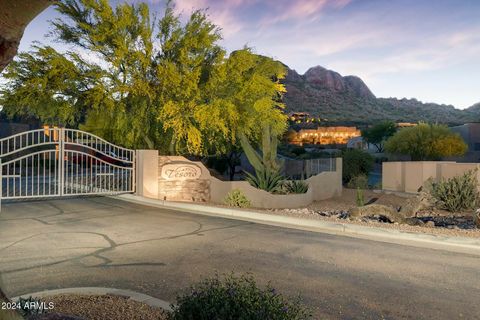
474,209,480,228
399,191,434,218
425,221,435,228
349,204,406,223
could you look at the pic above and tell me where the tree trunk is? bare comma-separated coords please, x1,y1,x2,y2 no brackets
0,0,55,72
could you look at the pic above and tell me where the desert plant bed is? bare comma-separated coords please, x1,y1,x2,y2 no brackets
267,188,480,238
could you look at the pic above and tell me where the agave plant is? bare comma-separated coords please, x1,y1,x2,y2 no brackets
245,168,284,193
283,180,309,194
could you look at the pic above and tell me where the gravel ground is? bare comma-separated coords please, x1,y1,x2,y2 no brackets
267,188,480,238
35,294,169,320
204,188,480,238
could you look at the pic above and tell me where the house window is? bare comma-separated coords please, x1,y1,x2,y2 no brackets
474,143,480,151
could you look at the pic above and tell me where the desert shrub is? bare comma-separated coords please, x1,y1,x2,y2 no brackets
283,180,309,194
347,174,369,189
169,273,311,320
342,149,374,183
427,170,479,212
223,189,251,208
245,168,284,194
15,296,47,318
291,146,306,156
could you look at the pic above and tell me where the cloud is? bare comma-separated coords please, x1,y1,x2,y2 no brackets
169,0,250,37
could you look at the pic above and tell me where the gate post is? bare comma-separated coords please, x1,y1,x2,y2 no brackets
135,150,159,199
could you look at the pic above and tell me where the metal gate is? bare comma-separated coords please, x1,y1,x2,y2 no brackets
0,128,135,203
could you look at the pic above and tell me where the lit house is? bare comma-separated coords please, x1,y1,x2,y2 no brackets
289,126,361,145
289,112,310,122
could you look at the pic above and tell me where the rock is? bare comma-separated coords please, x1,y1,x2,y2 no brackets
399,191,435,218
349,204,407,223
425,221,435,228
474,209,480,228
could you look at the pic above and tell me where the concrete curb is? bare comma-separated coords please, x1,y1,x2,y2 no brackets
12,287,173,312
117,194,480,255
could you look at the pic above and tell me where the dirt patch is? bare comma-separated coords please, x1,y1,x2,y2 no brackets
30,294,169,320
309,188,409,212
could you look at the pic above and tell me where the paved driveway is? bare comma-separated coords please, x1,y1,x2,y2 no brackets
0,197,479,319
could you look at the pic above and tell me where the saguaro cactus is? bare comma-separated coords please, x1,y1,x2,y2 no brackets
239,126,281,172
239,126,284,192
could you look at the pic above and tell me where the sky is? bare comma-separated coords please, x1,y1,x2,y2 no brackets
17,0,480,109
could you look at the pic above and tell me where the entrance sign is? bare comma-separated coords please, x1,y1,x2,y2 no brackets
161,163,201,180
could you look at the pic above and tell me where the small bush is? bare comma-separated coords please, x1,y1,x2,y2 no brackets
223,189,251,208
427,170,479,212
342,149,374,184
15,296,47,318
291,146,306,156
283,180,309,194
170,273,311,320
347,174,369,189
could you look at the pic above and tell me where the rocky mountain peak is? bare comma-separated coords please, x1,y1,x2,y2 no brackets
286,65,375,100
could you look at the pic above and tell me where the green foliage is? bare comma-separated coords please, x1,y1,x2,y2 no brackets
245,168,284,194
356,187,365,207
361,121,396,152
385,123,467,160
170,273,311,320
206,156,229,175
223,189,251,208
291,146,306,156
15,296,46,318
347,174,369,189
283,180,309,194
342,149,374,184
240,125,282,173
427,171,479,212
283,68,479,126
241,123,287,194
0,0,286,156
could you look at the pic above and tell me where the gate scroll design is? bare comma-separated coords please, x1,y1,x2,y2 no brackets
0,128,135,203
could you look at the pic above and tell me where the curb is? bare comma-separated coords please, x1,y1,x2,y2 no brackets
12,287,173,312
117,194,480,255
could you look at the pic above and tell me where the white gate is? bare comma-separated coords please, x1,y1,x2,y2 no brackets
0,128,135,205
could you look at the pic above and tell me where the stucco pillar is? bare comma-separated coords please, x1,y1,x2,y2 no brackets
135,150,159,199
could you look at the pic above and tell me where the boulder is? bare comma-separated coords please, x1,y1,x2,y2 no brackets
474,209,480,228
349,204,407,223
399,191,434,218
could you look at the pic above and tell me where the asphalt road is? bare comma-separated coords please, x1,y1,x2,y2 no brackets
0,197,479,319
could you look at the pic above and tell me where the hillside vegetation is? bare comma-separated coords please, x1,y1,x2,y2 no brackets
283,65,479,125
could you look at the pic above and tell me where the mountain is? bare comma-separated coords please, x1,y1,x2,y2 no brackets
283,65,480,125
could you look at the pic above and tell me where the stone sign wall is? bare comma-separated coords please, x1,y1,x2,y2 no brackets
158,157,210,202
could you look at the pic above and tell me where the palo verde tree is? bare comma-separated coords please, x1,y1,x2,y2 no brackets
361,121,396,152
2,0,287,161
1,0,286,157
385,123,467,160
